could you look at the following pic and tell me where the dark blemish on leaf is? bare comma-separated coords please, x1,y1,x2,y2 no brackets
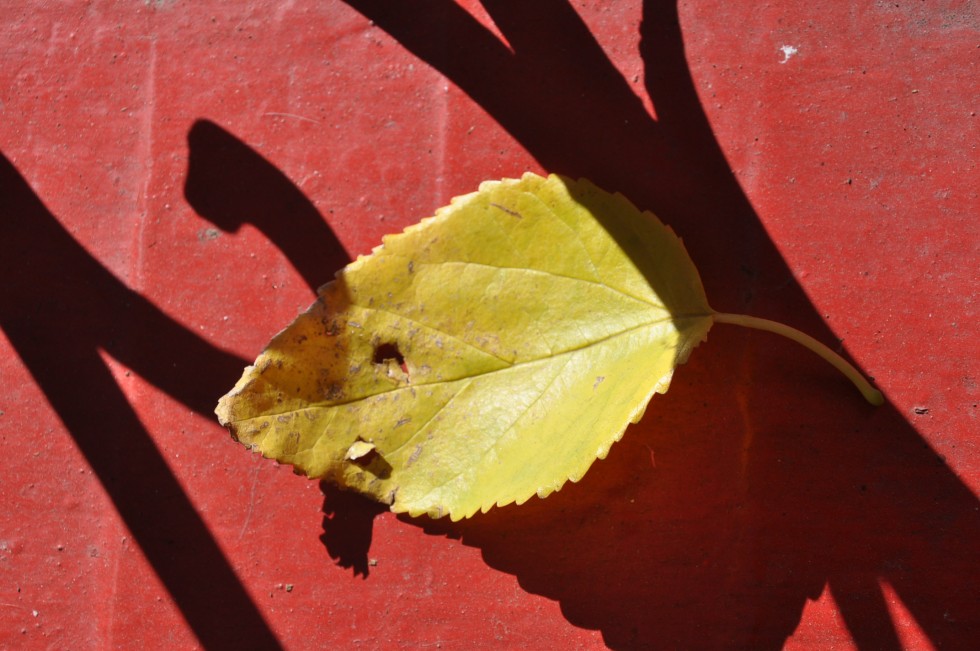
407,260,415,274
283,431,300,455
322,383,344,400
395,417,411,428
406,444,423,466
593,376,605,390
490,202,522,219
277,415,291,424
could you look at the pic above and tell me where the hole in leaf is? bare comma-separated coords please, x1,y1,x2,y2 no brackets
345,439,377,463
344,439,392,479
373,342,408,376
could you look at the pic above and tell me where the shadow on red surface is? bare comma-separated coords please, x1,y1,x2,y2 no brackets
320,483,388,578
2,1,977,649
185,120,350,293
335,1,980,649
0,150,282,649
186,121,392,578
0,120,359,649
0,118,359,647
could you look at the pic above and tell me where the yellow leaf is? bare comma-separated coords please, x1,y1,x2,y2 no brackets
216,172,881,521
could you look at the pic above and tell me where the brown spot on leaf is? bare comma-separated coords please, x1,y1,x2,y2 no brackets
283,431,300,455
321,383,344,401
406,444,423,466
489,202,523,219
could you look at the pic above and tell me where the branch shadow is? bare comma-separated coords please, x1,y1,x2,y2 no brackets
185,119,349,291
11,3,964,648
183,120,392,578
326,1,980,648
0,151,281,649
0,120,355,649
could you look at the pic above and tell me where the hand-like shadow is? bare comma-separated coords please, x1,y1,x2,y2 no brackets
328,1,980,648
184,121,391,578
0,121,351,649
186,120,349,291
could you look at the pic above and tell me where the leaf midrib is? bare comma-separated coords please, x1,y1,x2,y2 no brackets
231,311,711,423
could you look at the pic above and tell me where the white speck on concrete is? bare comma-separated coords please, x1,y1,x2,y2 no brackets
779,45,799,64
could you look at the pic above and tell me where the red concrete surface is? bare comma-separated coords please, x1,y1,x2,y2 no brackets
1,2,977,649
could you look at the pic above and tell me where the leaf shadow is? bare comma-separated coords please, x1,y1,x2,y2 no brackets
319,483,389,578
334,1,980,648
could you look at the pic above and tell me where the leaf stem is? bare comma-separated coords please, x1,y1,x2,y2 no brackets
712,312,884,406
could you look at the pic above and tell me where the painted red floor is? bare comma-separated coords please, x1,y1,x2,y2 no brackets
1,2,977,649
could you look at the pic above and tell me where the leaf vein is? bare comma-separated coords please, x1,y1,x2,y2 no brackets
228,314,708,423
415,354,576,502
383,379,475,459
419,259,665,309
